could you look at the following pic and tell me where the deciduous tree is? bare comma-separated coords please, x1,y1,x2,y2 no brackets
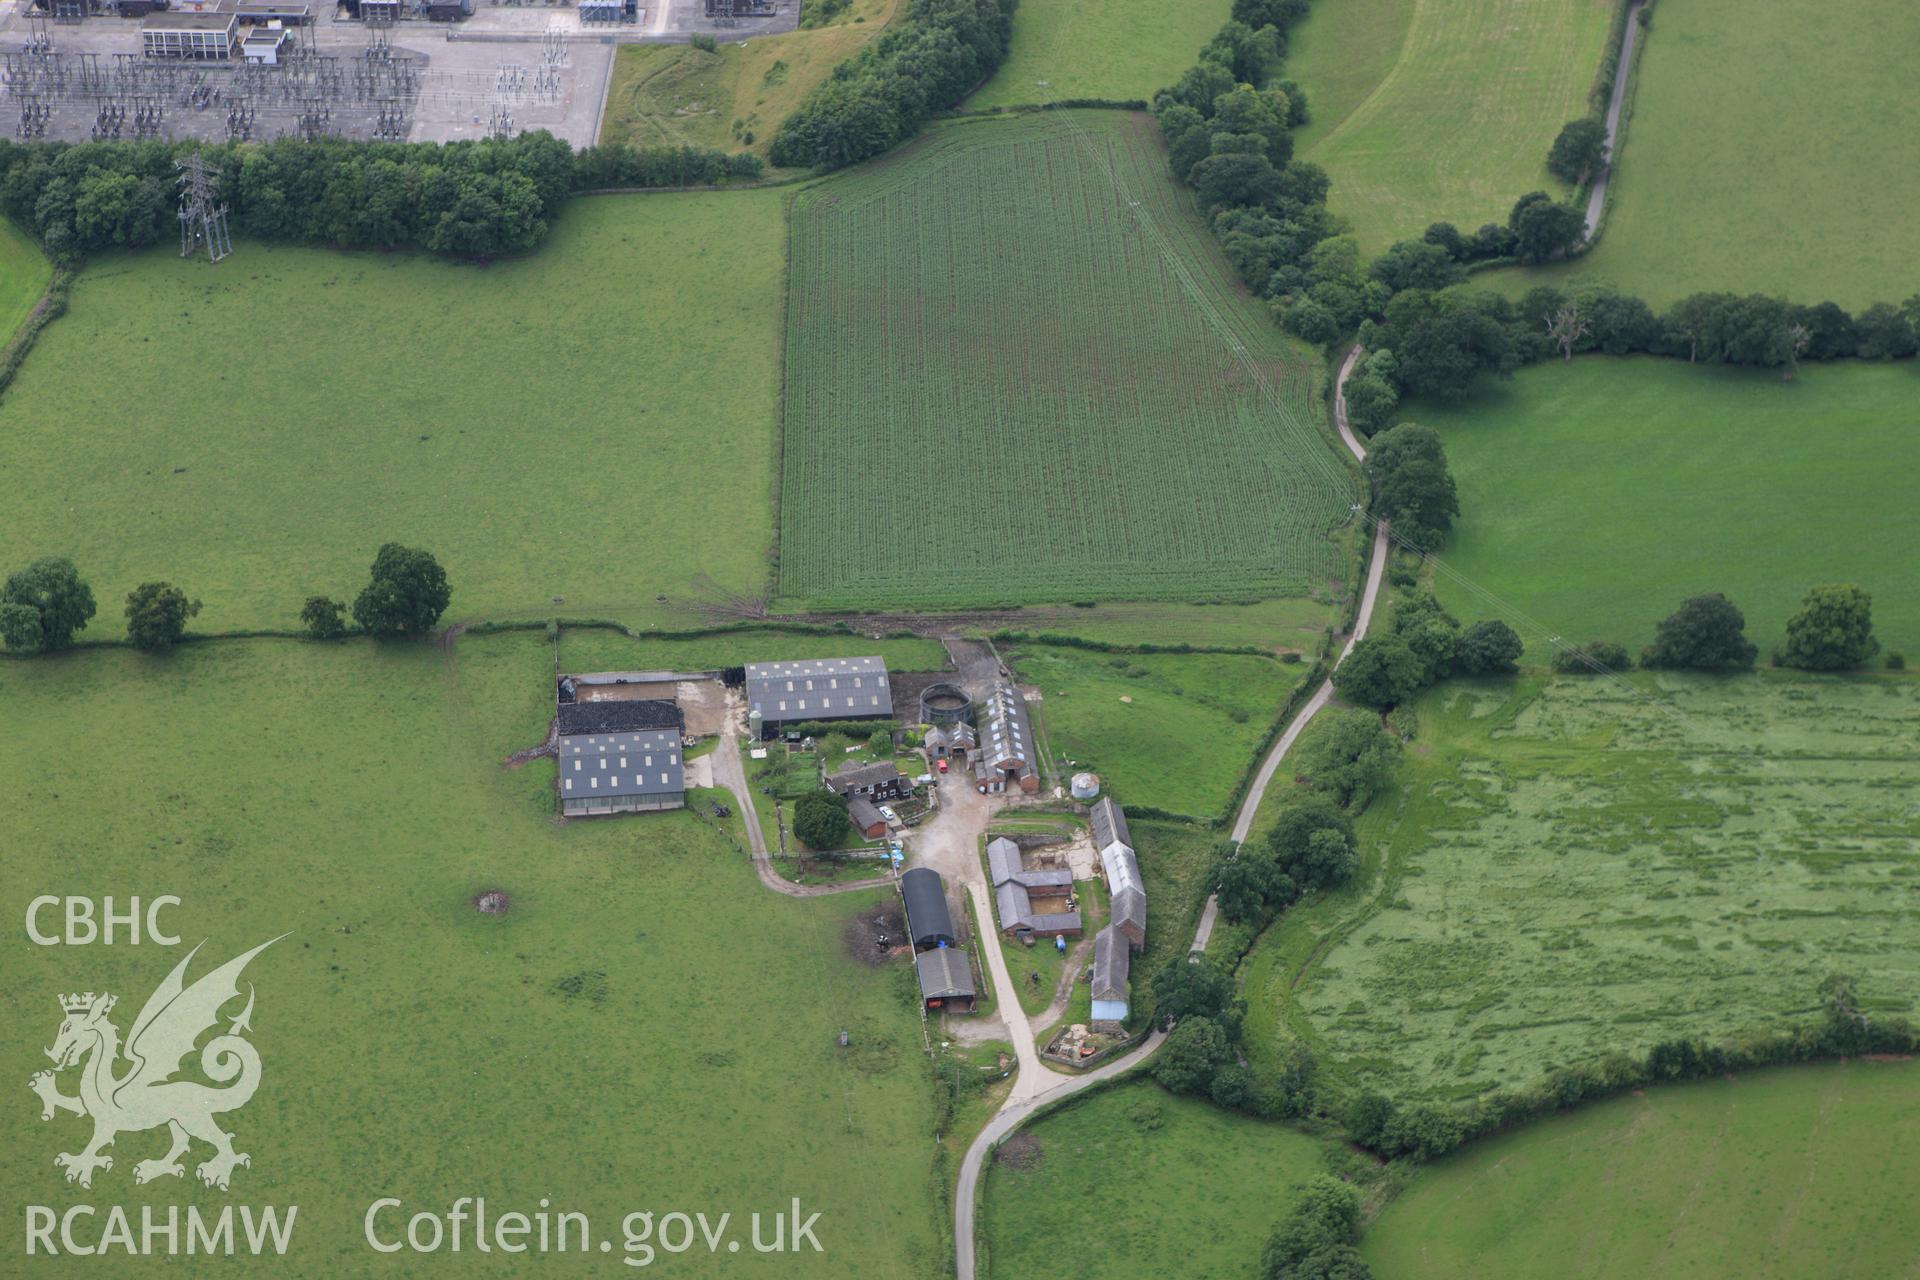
792,790,850,851
1,556,95,652
1776,584,1878,670
1545,117,1607,184
1640,593,1757,671
1332,634,1427,707
123,581,200,652
351,543,451,638
1455,619,1524,675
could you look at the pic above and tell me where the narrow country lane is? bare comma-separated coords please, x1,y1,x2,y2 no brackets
1582,1,1645,242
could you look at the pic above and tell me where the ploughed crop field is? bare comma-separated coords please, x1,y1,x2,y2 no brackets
1364,1061,1920,1278
1285,0,1612,254
0,193,788,640
967,0,1232,109
1410,358,1920,664
981,1079,1332,1279
1493,0,1920,307
0,632,943,1276
1243,675,1920,1103
778,111,1356,608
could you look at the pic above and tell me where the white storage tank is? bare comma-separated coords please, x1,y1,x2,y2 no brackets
1071,772,1100,801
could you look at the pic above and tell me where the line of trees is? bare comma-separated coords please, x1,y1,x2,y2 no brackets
769,0,1017,171
1346,972,1918,1166
1150,4,1919,416
1344,280,1920,419
0,133,762,265
1558,585,1894,675
2,543,451,654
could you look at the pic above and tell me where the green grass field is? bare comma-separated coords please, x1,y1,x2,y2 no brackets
1286,0,1612,254
980,1079,1333,1279
1364,1062,1920,1278
966,0,1231,109
600,0,899,155
0,632,944,1276
0,216,50,348
1243,674,1920,1103
0,193,787,641
780,111,1355,608
1006,642,1309,819
1491,0,1920,308
1407,357,1920,663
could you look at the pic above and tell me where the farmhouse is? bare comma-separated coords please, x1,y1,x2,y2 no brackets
827,761,908,803
846,795,889,840
901,867,956,950
1090,925,1129,1026
142,12,239,60
558,730,684,816
987,837,1081,940
745,656,893,738
913,948,976,1012
1093,797,1145,950
974,682,1039,794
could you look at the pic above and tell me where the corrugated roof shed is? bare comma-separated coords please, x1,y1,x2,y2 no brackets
982,682,1035,776
914,948,975,1000
994,881,1081,935
1092,925,1130,1001
986,837,1023,885
901,868,954,949
1090,796,1133,856
1111,885,1147,950
557,730,684,800
745,656,892,722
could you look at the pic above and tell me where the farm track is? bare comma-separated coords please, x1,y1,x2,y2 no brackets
712,729,894,899
954,345,1390,1279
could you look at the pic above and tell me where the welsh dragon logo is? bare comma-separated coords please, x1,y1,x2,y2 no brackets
29,936,284,1191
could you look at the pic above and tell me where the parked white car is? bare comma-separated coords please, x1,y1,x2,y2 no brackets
879,805,898,823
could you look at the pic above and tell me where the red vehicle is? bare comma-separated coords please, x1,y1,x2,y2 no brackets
936,758,949,774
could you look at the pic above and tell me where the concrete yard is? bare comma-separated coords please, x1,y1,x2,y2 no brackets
0,0,794,145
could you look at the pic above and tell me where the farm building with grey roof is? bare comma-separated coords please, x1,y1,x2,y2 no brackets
974,682,1038,793
745,656,892,734
1091,925,1130,1025
987,836,1081,939
559,729,685,816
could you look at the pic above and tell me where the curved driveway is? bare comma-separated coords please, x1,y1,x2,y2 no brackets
954,345,1391,1278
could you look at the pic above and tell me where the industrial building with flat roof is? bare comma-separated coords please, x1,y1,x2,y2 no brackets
745,656,892,736
142,12,239,59
558,729,684,817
